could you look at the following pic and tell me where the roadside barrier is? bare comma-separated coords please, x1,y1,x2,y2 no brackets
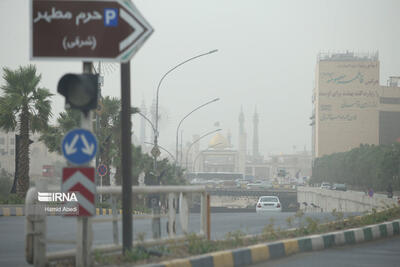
25,184,209,266
143,219,400,267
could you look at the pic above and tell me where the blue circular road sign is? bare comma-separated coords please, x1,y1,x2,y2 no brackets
62,128,98,165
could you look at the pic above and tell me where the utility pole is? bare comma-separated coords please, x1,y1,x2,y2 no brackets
121,62,133,252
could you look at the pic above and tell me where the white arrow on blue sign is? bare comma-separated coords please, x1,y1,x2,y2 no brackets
62,128,98,165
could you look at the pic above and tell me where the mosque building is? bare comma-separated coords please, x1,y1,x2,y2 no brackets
138,99,311,181
187,107,272,180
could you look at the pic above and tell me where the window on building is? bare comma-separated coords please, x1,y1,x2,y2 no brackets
9,149,14,156
10,138,14,145
0,137,4,145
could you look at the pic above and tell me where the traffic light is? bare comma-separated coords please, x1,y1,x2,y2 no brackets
57,74,99,114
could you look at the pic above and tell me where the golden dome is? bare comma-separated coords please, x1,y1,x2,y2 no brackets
208,132,230,149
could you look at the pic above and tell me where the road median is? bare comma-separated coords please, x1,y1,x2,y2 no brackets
141,218,400,267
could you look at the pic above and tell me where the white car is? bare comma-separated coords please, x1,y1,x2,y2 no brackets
320,182,331,189
256,196,282,212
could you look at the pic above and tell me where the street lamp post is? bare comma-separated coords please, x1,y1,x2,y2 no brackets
134,111,161,239
185,129,222,172
153,49,218,163
143,49,217,238
144,142,175,162
136,111,159,170
155,49,218,140
175,98,220,166
137,111,156,135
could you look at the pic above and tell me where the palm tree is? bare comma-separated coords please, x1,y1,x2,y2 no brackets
0,65,53,197
98,96,120,186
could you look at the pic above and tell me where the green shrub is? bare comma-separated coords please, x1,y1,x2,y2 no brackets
123,246,149,262
225,230,245,247
186,233,217,254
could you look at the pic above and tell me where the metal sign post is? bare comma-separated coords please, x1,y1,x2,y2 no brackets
97,164,107,202
76,61,94,267
121,61,132,252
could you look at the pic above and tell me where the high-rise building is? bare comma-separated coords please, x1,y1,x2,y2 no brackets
312,51,400,158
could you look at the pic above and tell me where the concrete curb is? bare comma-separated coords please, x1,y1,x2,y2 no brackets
142,218,400,267
0,206,24,216
0,206,144,216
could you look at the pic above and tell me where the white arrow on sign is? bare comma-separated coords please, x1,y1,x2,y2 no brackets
119,8,145,51
64,134,79,155
80,134,95,155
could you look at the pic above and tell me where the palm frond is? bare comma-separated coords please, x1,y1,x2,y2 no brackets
0,96,18,131
1,65,53,133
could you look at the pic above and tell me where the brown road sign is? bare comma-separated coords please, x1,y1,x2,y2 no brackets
151,145,161,158
31,0,153,62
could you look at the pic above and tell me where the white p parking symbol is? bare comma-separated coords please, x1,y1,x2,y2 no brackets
104,8,118,27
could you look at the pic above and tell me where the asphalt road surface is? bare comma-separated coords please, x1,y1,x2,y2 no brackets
0,211,358,267
251,235,400,267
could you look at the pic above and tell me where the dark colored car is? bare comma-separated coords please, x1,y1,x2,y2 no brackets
332,183,347,191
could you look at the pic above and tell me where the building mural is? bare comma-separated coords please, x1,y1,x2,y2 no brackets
312,51,400,158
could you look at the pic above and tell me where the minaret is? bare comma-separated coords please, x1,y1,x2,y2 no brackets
140,99,147,146
238,106,247,174
253,107,260,160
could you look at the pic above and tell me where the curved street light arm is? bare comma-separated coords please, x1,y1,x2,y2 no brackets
136,111,157,136
155,49,218,132
175,97,220,165
185,128,222,171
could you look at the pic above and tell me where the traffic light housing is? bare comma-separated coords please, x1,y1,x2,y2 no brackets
57,74,99,114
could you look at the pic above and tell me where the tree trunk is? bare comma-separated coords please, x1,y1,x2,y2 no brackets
17,105,30,198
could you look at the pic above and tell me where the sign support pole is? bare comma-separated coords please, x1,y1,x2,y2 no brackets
121,61,133,253
76,62,94,267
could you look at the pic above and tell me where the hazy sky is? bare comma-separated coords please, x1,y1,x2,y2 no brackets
1,0,400,157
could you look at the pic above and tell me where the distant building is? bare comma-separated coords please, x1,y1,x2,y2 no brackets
0,131,63,177
312,51,400,158
192,132,238,173
186,108,311,181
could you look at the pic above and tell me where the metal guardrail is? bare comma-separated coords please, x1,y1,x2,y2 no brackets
25,184,209,266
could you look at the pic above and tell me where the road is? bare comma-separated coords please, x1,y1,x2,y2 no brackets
251,235,400,267
0,211,358,266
